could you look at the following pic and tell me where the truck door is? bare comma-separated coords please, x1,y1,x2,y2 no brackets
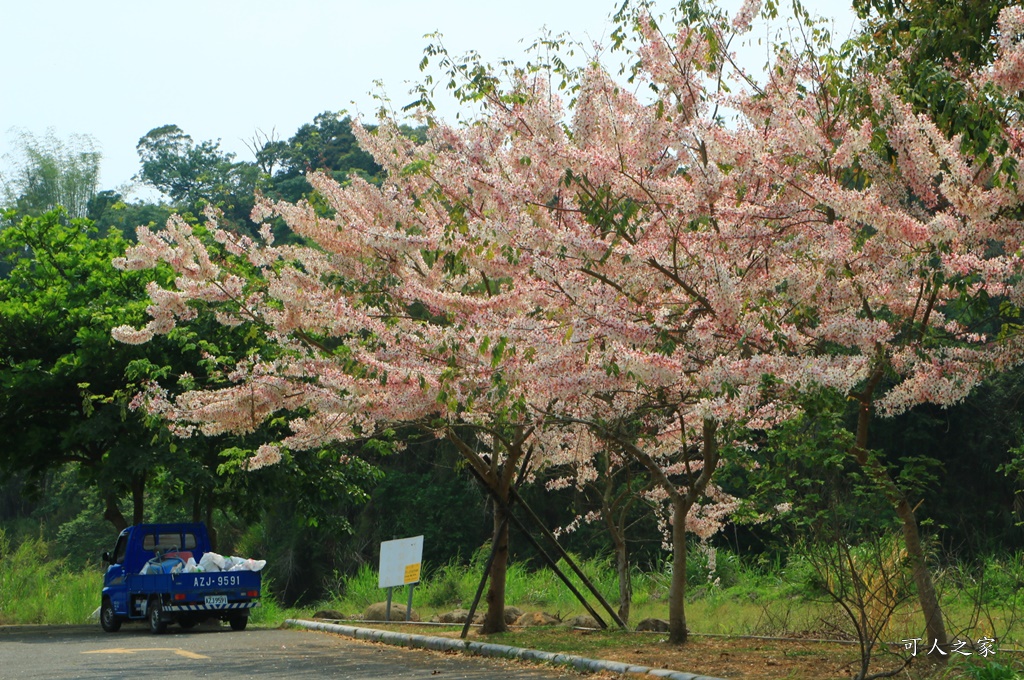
103,533,129,615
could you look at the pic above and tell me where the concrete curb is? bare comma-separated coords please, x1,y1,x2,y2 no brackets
285,619,726,680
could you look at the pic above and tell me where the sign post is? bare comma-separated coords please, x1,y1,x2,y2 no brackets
378,536,423,622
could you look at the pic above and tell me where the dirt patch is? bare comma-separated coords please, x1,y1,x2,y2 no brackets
350,623,1017,679
596,635,872,679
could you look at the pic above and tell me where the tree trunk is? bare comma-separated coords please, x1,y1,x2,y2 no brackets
613,417,719,646
667,496,689,644
445,429,524,635
609,522,632,625
853,372,948,658
895,489,947,655
482,499,510,633
103,493,128,532
602,458,633,625
131,473,145,526
205,499,217,552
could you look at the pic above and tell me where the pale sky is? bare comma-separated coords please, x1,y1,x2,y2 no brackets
0,0,858,196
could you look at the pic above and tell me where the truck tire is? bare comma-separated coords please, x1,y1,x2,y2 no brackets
148,597,168,634
229,614,248,631
100,598,122,633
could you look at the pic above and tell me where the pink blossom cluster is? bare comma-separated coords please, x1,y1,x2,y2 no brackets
731,0,763,33
113,6,1024,552
985,7,1024,92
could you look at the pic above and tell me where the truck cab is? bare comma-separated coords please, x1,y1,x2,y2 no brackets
100,522,261,634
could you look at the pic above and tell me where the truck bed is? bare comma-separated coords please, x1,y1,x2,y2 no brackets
125,570,261,612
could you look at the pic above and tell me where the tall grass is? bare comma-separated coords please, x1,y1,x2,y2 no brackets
308,542,1024,649
249,577,302,626
320,552,653,621
325,562,383,611
8,523,1024,651
0,530,101,624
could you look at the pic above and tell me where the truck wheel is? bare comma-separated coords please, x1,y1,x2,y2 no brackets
148,597,168,634
100,598,121,633
229,614,248,631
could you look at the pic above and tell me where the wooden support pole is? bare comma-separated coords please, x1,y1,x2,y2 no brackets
506,502,608,629
466,466,611,630
509,486,627,629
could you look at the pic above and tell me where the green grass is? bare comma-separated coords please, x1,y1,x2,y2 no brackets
955,661,1024,680
298,547,1024,654
248,576,305,626
0,531,102,625
7,525,1024,655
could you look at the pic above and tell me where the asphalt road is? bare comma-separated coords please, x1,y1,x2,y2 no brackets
0,624,582,679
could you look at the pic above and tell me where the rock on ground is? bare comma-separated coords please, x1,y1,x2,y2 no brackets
433,609,481,624
363,602,420,622
514,611,560,626
502,606,523,625
564,614,600,629
635,618,670,632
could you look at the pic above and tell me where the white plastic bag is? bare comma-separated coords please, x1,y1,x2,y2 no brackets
198,551,227,572
227,557,267,572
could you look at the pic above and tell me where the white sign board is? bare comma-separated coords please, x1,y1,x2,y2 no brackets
378,535,424,588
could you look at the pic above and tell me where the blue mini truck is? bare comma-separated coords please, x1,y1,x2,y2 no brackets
100,522,261,634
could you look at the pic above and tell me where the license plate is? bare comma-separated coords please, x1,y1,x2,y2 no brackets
205,595,228,608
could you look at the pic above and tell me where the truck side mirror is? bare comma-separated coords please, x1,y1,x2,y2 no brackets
102,551,112,564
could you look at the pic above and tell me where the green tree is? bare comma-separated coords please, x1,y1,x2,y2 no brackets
263,112,383,203
135,125,257,225
0,208,177,528
86,190,175,238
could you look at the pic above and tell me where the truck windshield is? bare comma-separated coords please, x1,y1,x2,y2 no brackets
142,531,199,554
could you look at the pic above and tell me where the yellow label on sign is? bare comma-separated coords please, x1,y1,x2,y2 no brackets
404,563,421,584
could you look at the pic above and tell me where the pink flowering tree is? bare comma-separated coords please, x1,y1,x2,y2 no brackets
113,0,1023,652
583,3,1024,654
452,5,839,641
729,40,1024,655
651,2,1024,654
407,0,1024,650
111,187,584,633
391,5,811,642
107,1,828,645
